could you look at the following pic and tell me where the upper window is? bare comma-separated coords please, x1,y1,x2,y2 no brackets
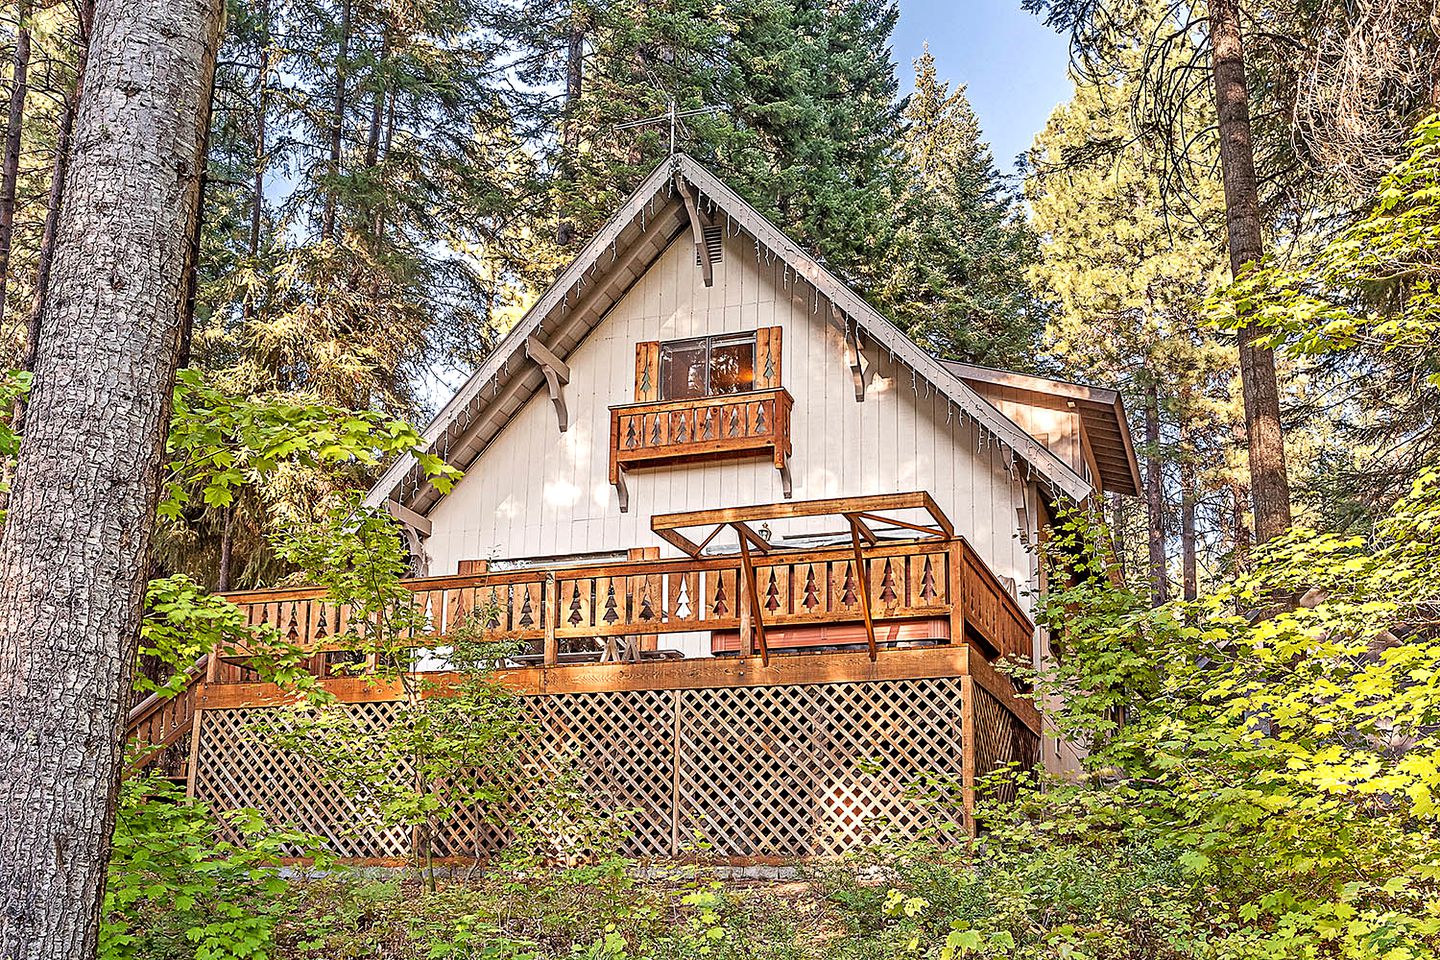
658,332,756,400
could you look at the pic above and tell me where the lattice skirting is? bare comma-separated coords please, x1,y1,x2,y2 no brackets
971,684,1039,805
191,677,1031,860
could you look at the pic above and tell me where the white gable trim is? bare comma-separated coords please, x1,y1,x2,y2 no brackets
368,154,1092,513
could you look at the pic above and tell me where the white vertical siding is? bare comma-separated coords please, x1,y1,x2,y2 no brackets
424,230,1038,610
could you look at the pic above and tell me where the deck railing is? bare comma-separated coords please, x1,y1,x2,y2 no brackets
210,537,1033,681
609,388,793,482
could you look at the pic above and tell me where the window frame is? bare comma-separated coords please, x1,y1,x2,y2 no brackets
657,331,759,401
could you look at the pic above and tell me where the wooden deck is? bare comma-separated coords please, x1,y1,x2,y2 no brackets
130,514,1042,859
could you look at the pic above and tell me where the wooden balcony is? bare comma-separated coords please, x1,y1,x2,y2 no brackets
608,388,794,509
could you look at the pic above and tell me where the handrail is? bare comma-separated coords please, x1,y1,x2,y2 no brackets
209,538,1035,677
127,658,205,772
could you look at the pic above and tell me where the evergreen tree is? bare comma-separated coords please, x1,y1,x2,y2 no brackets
1026,66,1242,592
874,49,1040,368
193,0,548,414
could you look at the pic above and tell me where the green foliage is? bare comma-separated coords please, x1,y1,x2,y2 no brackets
139,575,320,700
268,868,803,959
102,774,328,960
265,499,529,878
815,844,1210,960
162,371,458,520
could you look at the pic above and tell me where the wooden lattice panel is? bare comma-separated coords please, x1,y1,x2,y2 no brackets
676,678,968,856
971,684,1039,805
192,675,1029,861
506,689,676,859
193,702,415,860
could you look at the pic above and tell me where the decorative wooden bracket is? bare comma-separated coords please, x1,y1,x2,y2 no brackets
383,499,432,577
674,175,716,287
838,306,873,401
525,336,571,432
614,467,630,513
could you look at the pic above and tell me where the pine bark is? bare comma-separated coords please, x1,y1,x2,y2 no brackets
1207,0,1292,542
1143,380,1168,606
247,0,269,275
0,0,33,325
1180,451,1198,602
320,0,352,241
0,1,224,958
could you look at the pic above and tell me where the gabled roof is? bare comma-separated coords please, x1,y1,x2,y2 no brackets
367,154,1094,514
944,362,1142,497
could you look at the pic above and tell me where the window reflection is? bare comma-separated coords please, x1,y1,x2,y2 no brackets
659,333,756,400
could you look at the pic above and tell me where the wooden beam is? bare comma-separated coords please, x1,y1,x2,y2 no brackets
737,531,770,665
674,175,714,287
848,519,879,661
384,499,432,537
653,491,953,539
197,645,976,706
731,520,772,555
525,335,571,432
845,512,880,544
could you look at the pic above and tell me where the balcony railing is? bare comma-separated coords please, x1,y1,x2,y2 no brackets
209,537,1033,685
608,388,794,508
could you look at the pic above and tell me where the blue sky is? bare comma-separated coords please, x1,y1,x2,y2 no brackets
892,0,1074,174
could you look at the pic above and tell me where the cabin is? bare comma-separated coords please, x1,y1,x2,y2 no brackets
129,154,1140,861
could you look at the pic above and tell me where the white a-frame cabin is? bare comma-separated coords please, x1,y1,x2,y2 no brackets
147,155,1141,861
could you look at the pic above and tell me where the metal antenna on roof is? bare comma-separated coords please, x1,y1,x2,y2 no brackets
614,98,722,155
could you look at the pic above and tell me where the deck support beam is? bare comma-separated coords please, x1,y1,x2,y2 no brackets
847,518,880,661
525,336,571,433
736,525,770,665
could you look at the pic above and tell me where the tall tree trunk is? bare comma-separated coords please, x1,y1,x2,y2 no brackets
0,2,223,958
1143,380,1168,606
1207,0,1292,543
1180,433,1198,602
320,0,352,242
177,61,217,369
1110,491,1128,584
557,9,583,245
216,502,233,592
0,0,33,326
1230,478,1252,566
245,0,269,323
363,26,389,170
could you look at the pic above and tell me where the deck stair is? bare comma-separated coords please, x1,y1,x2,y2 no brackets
127,658,205,785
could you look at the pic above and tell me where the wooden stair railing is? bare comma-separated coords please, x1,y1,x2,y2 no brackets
127,657,206,780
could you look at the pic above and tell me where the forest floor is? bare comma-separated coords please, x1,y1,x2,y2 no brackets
258,861,897,958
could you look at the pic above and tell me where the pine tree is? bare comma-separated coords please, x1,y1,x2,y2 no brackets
874,49,1040,368
1026,67,1241,592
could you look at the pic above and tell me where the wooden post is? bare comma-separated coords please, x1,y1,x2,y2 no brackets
736,530,768,665
847,518,878,661
670,690,682,856
960,674,977,837
543,572,558,666
948,540,966,648
184,708,204,800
